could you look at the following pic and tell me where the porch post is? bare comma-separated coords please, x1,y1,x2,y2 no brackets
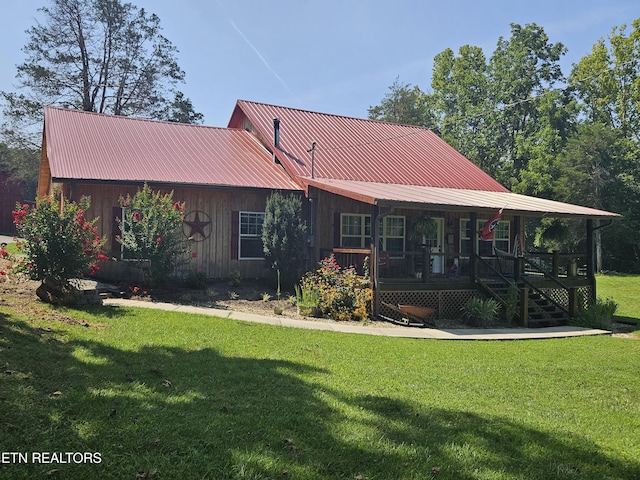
586,219,596,301
372,204,380,317
470,212,477,282
514,215,522,281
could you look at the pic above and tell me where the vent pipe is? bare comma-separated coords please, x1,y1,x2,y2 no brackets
273,118,280,148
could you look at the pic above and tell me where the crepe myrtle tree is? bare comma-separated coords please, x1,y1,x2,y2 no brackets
116,183,188,287
262,191,307,290
12,191,107,303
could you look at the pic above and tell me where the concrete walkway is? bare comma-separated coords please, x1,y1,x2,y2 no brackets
102,298,611,341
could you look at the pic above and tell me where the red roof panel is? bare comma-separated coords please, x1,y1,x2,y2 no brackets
230,100,509,192
44,106,301,191
302,178,619,218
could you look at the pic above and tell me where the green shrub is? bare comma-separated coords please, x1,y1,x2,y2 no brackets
301,255,372,322
572,296,618,329
12,192,106,284
262,192,307,289
184,269,207,289
461,297,501,327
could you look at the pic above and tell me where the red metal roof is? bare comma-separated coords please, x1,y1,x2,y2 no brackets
302,178,620,218
229,100,509,192
44,106,301,191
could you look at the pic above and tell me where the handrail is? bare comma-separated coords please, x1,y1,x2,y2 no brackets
473,253,513,285
520,276,570,317
521,256,571,291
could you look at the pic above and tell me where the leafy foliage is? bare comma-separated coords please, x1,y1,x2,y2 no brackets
1,0,202,142
116,184,187,286
261,192,307,287
12,192,106,283
301,255,372,322
461,297,501,326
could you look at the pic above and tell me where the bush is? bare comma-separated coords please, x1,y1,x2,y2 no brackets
461,297,501,327
12,192,106,284
572,296,618,329
301,255,372,322
117,184,188,286
262,192,307,288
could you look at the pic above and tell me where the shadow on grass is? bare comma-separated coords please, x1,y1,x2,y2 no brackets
0,310,637,480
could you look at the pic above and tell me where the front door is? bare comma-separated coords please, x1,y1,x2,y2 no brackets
425,218,444,273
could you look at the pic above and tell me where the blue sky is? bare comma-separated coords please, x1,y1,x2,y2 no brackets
1,0,638,127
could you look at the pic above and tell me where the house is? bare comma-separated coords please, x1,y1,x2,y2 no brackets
39,106,302,280
39,101,620,326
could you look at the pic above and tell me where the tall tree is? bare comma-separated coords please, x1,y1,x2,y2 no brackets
367,77,435,128
485,23,568,188
429,45,491,172
1,0,202,138
571,19,640,140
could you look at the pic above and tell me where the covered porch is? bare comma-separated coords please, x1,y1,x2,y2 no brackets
303,178,619,327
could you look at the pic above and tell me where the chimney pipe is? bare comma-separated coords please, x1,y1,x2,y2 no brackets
273,118,280,148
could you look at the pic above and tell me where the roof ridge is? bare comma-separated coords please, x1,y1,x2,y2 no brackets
236,99,433,131
44,105,241,132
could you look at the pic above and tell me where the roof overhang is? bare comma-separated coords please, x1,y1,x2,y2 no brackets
301,177,620,219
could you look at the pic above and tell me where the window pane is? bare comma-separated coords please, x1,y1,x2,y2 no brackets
240,238,264,258
386,237,404,253
479,241,493,256
385,217,404,236
240,212,264,235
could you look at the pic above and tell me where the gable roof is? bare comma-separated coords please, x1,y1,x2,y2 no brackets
229,100,508,192
43,106,301,191
230,100,619,219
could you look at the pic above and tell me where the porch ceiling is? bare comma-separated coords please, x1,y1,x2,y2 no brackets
302,177,620,219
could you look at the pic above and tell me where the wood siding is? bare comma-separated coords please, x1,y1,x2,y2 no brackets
72,183,279,280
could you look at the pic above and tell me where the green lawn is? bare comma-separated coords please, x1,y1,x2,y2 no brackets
596,273,640,323
1,293,639,480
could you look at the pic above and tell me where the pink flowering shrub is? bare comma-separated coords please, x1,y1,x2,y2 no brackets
300,254,372,322
116,183,187,286
12,192,106,284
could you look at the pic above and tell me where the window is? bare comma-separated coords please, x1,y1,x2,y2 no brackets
340,214,405,254
239,212,265,259
382,216,405,254
460,218,510,257
341,214,371,248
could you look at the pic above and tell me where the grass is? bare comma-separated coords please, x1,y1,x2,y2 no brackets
0,277,639,479
1,241,20,255
596,273,640,323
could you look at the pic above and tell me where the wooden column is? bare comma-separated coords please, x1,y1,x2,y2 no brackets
586,219,596,302
470,212,477,281
371,204,380,318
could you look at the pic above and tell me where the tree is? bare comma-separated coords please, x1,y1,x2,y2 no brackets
570,19,640,140
12,191,107,303
428,45,491,170
1,0,202,139
0,142,40,201
368,77,435,128
117,184,188,286
261,192,307,289
569,18,640,272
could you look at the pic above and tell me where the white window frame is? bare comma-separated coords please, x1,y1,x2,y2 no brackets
460,218,510,257
340,214,405,256
239,211,265,260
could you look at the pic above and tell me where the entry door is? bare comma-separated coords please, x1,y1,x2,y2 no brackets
425,218,444,273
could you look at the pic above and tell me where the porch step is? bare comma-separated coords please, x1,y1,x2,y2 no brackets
479,280,569,328
527,293,568,327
